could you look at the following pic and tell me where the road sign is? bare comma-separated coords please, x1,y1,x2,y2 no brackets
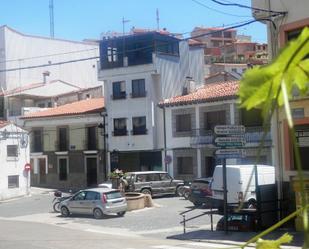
215,149,246,159
215,136,246,147
214,125,245,135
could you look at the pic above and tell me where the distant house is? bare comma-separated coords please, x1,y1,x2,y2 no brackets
0,121,30,201
1,81,102,126
158,81,272,180
21,98,106,189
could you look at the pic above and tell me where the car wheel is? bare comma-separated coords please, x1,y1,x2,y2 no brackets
141,189,152,196
53,201,61,213
117,211,126,217
175,186,183,197
93,208,104,219
61,206,70,217
248,199,257,209
183,190,190,199
193,201,202,207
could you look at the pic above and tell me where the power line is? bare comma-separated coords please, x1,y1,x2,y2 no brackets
0,56,99,73
186,14,281,41
0,17,281,73
190,0,251,18
0,47,99,64
209,0,287,15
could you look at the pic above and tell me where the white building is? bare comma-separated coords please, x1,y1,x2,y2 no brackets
98,31,204,172
0,121,30,201
159,81,272,180
0,25,100,91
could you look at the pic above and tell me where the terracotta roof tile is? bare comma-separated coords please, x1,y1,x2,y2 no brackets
159,81,239,107
21,98,104,119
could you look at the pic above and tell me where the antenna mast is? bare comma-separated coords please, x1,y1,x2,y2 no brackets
49,0,54,38
156,8,160,31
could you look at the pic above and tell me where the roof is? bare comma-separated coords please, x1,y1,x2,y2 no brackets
21,98,104,119
188,39,204,46
2,80,81,97
0,120,10,129
0,25,98,46
204,72,238,81
159,81,239,107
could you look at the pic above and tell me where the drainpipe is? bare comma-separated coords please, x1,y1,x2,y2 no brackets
163,106,168,172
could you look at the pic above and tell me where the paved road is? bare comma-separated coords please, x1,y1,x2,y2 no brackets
0,189,302,249
0,188,220,239
0,219,230,249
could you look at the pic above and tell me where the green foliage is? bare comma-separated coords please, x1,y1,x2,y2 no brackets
256,233,293,249
238,27,309,248
238,27,309,117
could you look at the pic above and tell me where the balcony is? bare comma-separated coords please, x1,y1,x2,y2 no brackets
190,126,272,148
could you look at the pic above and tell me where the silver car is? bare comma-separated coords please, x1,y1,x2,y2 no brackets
59,188,127,219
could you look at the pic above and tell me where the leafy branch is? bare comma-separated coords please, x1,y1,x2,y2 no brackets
238,27,309,248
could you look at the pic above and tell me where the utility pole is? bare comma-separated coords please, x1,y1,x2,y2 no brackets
49,0,54,38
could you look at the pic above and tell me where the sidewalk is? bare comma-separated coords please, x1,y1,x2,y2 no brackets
167,229,304,248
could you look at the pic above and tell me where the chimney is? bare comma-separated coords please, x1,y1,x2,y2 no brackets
43,71,50,84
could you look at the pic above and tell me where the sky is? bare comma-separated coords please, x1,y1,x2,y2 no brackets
0,0,267,43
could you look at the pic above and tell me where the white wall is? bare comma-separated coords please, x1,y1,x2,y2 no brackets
0,124,30,200
1,26,100,90
103,68,156,151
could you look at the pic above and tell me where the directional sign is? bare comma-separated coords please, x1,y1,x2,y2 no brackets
214,125,245,135
215,136,246,148
215,149,246,159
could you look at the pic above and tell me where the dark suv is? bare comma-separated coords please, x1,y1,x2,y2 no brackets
124,171,184,197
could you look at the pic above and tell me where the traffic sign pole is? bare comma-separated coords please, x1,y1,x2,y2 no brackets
222,158,228,234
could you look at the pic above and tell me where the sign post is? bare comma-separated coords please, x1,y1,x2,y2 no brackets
214,125,246,234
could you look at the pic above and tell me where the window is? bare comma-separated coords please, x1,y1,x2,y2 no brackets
176,114,191,132
87,126,97,150
32,129,43,152
38,103,45,108
0,96,4,118
85,191,100,200
58,158,68,181
241,109,263,127
113,118,127,136
7,145,18,157
132,116,147,135
73,191,86,200
107,47,118,63
58,127,68,151
47,102,52,107
112,81,126,99
177,157,193,174
8,175,19,188
204,111,226,130
131,79,146,98
160,173,172,181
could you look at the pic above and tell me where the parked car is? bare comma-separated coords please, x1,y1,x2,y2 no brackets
188,177,212,206
210,164,275,209
123,171,184,197
216,214,257,232
59,188,127,219
98,182,112,189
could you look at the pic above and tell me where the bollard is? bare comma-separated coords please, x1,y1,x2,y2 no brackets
183,214,186,234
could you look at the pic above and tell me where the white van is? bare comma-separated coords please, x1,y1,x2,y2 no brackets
209,164,275,208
